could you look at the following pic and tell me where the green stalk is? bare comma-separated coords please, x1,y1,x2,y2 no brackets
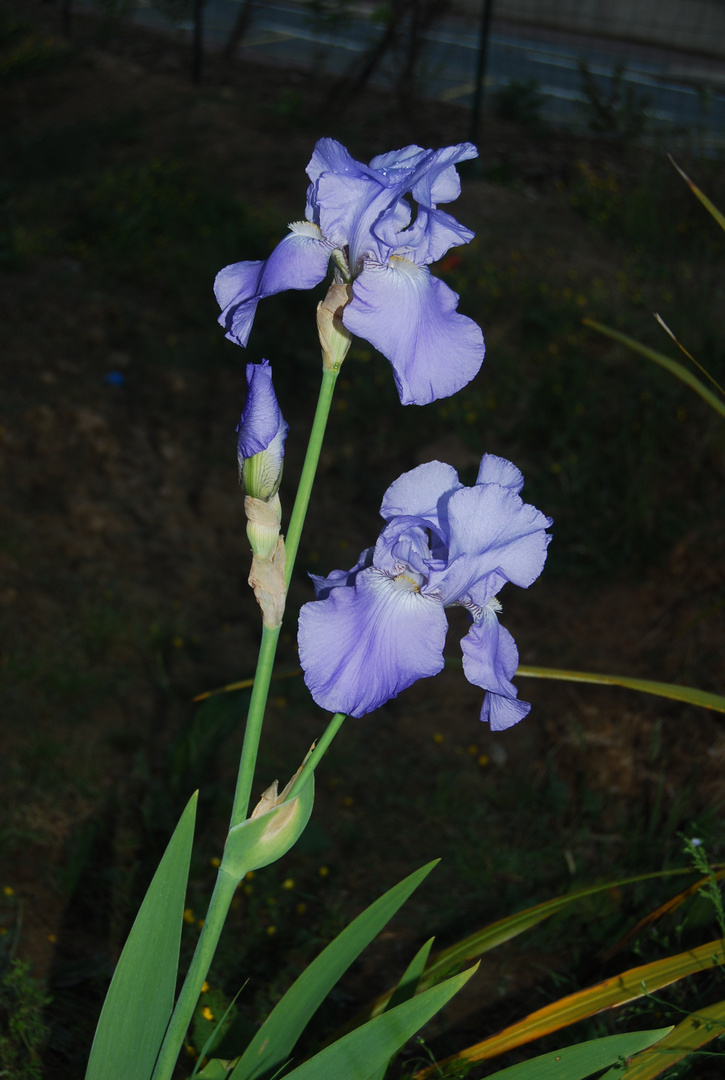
288,712,346,799
230,622,281,827
151,869,237,1080
151,365,341,1080
283,366,339,587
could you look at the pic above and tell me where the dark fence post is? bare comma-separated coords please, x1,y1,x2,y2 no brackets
192,0,204,84
469,0,493,148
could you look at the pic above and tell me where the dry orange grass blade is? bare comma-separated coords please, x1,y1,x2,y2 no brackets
599,997,725,1079
415,939,725,1078
600,869,725,963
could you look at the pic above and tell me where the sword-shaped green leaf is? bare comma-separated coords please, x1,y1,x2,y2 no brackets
85,793,197,1080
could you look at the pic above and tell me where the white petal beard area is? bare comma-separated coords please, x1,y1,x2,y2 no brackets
298,567,447,718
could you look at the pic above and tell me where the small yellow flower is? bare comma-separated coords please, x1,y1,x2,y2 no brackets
466,744,478,756
183,908,195,924
48,933,57,944
282,878,295,890
172,636,184,648
197,919,205,929
433,732,444,744
202,1006,214,1022
245,870,255,880
477,754,490,767
3,886,14,897
318,866,330,878
210,857,221,868
244,884,254,896
266,925,277,936
201,981,210,993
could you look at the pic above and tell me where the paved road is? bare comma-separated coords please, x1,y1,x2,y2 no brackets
134,0,725,145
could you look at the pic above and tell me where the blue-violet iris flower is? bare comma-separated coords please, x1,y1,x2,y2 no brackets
237,359,289,500
214,138,485,406
298,454,552,730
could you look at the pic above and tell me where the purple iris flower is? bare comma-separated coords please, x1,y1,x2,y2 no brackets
237,360,289,499
297,454,552,730
214,138,484,406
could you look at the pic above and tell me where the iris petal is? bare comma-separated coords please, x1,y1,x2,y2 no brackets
428,484,552,606
460,610,531,731
344,261,484,406
236,361,286,459
380,460,462,532
298,567,447,718
214,227,332,347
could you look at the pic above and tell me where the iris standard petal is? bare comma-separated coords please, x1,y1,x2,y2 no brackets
215,225,332,346
476,454,525,493
432,484,552,605
460,609,531,731
298,566,447,718
380,460,462,531
343,260,484,406
373,518,436,578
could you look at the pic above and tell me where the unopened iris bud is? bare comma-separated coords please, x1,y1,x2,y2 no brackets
316,283,353,373
236,361,288,626
236,360,289,501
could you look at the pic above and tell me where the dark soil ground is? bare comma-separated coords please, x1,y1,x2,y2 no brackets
2,3,725,1077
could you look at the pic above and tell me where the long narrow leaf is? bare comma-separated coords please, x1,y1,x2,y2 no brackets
669,156,725,233
601,869,725,962
583,318,725,419
516,664,725,714
230,861,439,1080
419,868,710,993
366,938,436,1080
355,867,708,1029
483,1029,672,1080
419,938,725,1077
599,998,725,1079
280,964,477,1080
85,793,197,1080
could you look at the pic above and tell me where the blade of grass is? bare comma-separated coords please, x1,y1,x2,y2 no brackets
482,1029,672,1080
669,155,725,233
279,964,478,1080
515,664,725,714
583,318,725,420
229,862,439,1080
599,997,725,1079
85,793,197,1080
600,869,725,962
653,312,725,398
416,938,725,1077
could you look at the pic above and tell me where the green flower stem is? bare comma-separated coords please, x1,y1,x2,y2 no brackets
289,712,346,799
230,622,282,827
230,364,340,828
151,868,238,1080
283,366,339,588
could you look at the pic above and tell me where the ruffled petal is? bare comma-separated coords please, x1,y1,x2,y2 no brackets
380,460,461,531
476,453,524,494
298,566,447,718
460,609,531,731
427,484,551,606
344,261,484,406
214,225,332,346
